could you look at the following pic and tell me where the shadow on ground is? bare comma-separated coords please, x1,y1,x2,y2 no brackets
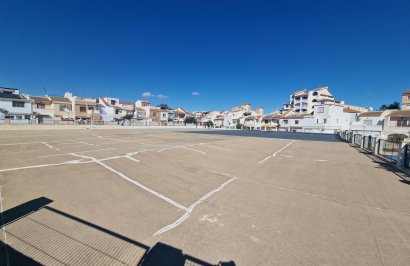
351,145,410,184
0,197,235,266
183,130,341,142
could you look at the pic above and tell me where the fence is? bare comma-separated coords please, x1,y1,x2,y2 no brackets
362,136,376,151
353,134,362,146
377,139,401,162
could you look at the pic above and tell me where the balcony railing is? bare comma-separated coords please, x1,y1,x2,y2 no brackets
397,120,410,127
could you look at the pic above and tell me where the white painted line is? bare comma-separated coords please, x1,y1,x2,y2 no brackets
258,155,272,164
70,153,187,211
258,140,296,164
181,147,206,155
0,186,10,266
0,160,86,173
42,142,60,151
38,148,118,158
153,212,191,236
157,146,184,152
280,155,294,158
314,159,328,162
126,156,140,163
153,176,237,236
99,156,126,162
186,176,236,213
79,141,99,146
200,144,231,151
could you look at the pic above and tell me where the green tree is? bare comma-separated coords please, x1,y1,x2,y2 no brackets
157,104,172,110
184,116,197,124
379,101,400,111
205,121,214,128
236,122,243,129
122,114,134,121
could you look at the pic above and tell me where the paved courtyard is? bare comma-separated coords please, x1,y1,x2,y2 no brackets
0,128,410,265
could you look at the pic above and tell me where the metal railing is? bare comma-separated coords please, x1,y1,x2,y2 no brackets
353,134,362,146
404,144,410,169
377,139,401,162
363,136,376,151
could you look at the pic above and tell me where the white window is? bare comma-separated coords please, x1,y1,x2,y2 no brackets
37,103,45,109
317,107,324,113
295,120,299,125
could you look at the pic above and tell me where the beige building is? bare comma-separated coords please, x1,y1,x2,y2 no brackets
28,96,55,123
401,91,410,110
49,96,75,121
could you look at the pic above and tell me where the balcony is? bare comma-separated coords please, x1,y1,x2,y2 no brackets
33,108,55,118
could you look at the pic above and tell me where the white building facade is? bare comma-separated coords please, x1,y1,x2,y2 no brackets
0,87,33,123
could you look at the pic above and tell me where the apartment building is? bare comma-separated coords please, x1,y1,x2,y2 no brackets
0,87,33,122
290,86,335,114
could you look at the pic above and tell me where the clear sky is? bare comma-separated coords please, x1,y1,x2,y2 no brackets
1,0,409,112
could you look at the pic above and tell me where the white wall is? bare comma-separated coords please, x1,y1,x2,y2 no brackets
0,98,32,116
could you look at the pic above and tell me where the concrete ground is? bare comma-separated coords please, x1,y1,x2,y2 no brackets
0,128,410,265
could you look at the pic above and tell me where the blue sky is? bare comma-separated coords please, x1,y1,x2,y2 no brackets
1,0,409,112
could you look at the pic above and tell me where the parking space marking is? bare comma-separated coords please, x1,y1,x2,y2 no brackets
258,140,296,164
199,144,231,151
0,160,88,173
42,142,60,151
38,148,118,158
153,175,237,236
70,153,188,211
181,147,206,155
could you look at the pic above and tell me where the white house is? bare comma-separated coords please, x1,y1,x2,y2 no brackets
98,97,124,121
350,111,384,137
303,103,362,134
0,87,33,123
